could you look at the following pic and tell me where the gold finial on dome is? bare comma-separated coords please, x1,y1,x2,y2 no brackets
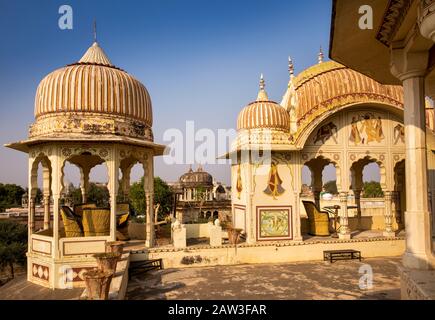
93,19,97,43
288,56,294,77
318,46,324,64
257,73,269,101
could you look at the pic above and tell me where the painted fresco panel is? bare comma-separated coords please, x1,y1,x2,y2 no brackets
257,207,292,241
308,116,340,146
347,111,387,146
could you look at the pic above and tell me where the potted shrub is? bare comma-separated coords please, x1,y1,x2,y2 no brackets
105,241,125,255
83,269,114,300
93,252,121,274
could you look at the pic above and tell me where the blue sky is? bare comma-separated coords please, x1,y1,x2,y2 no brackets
0,0,380,187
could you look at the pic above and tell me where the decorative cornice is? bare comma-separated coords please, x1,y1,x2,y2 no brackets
376,0,413,47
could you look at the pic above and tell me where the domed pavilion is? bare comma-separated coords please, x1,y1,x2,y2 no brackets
228,51,435,244
5,40,165,289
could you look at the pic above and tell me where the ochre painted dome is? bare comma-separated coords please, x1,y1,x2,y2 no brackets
292,60,403,125
237,76,290,131
30,42,153,141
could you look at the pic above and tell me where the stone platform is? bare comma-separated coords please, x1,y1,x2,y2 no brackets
130,233,406,269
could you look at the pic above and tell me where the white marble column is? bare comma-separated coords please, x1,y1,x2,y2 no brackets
383,191,395,237
390,38,435,268
79,166,90,204
107,151,119,242
43,195,50,230
50,154,61,259
144,154,155,248
402,76,433,268
339,191,351,239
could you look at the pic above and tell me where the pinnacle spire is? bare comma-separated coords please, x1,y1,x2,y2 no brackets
256,73,269,101
318,46,324,64
93,19,97,43
288,56,294,77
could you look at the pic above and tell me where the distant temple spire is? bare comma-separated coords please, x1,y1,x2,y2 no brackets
288,56,294,77
318,46,324,64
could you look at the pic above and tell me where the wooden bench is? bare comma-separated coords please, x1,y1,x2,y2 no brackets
129,259,163,279
323,250,361,263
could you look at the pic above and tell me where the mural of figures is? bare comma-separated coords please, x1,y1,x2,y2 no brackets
349,116,362,145
349,112,385,145
236,165,243,199
313,122,338,144
394,124,405,145
263,162,285,199
259,209,290,238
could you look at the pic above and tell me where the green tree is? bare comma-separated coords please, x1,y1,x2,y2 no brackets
0,183,26,212
323,180,338,195
129,178,146,216
0,221,27,278
129,177,174,220
362,181,384,198
87,183,110,207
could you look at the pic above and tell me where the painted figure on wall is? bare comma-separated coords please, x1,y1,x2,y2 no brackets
394,124,405,145
349,113,385,145
313,122,338,144
264,162,285,199
236,165,243,199
349,116,362,145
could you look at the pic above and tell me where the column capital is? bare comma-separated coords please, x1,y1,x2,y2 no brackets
339,191,348,202
390,48,429,81
384,190,394,200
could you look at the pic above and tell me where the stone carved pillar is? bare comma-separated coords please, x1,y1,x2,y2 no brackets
144,155,155,248
29,197,36,233
391,42,435,269
354,189,362,230
80,168,90,204
293,192,303,241
339,192,351,239
43,194,50,230
392,191,403,230
383,191,395,237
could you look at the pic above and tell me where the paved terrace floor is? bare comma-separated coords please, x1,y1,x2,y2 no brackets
126,257,402,300
0,275,83,300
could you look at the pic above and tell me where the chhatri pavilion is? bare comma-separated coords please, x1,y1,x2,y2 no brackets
6,40,165,288
228,52,435,244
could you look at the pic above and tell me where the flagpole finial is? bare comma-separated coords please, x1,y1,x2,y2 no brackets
93,19,97,43
288,56,294,76
260,73,265,90
318,46,324,64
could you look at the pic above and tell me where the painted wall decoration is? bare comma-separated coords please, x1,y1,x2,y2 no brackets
263,162,285,199
236,165,243,199
32,263,49,282
313,122,338,144
257,208,291,240
394,124,405,145
349,112,385,145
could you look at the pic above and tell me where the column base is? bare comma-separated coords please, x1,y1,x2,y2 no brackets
383,231,396,237
398,264,435,300
338,233,352,240
145,240,155,248
402,251,434,270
